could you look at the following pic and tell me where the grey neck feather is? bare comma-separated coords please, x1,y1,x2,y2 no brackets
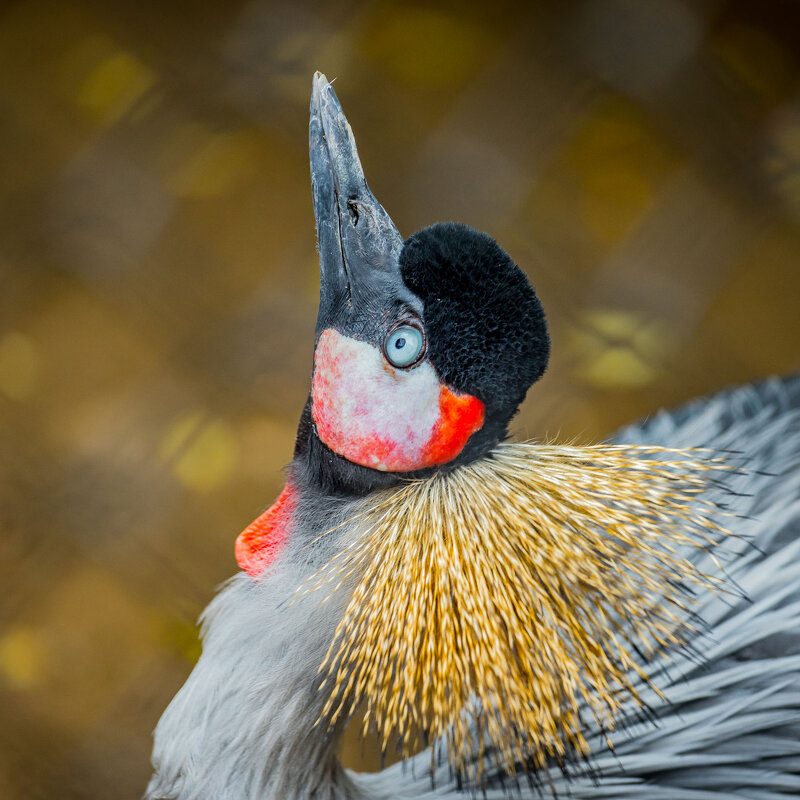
146,489,368,800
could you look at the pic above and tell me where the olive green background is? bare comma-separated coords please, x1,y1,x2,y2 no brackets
1,1,799,797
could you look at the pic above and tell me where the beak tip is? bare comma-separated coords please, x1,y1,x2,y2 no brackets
311,72,345,116
311,72,335,108
311,72,323,111
312,71,327,93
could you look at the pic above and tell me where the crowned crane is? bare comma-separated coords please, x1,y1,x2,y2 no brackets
146,73,800,800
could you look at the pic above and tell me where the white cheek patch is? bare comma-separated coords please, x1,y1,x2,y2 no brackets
311,328,441,471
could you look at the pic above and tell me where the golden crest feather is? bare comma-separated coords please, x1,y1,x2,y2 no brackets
304,442,739,781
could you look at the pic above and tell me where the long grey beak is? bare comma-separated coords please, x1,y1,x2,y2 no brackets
309,73,412,335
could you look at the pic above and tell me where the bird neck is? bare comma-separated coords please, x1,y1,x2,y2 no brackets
148,481,368,800
293,396,511,496
293,398,408,496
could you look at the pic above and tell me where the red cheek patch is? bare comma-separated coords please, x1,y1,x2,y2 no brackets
311,328,485,472
421,386,485,466
235,484,297,578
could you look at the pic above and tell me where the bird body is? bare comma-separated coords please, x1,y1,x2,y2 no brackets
146,75,800,799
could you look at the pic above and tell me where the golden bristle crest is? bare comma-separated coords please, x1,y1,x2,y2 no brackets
305,442,738,782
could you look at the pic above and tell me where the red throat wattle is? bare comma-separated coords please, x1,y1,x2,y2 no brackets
235,484,297,577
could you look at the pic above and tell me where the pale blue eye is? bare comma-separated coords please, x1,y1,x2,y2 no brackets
384,325,424,368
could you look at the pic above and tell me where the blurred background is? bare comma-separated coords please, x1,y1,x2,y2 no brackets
1,0,799,797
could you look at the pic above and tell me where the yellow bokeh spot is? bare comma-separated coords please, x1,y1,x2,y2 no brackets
360,5,493,89
557,100,680,247
580,165,654,246
0,626,46,689
583,309,644,341
78,48,156,124
0,331,41,400
160,411,238,492
578,347,658,390
169,129,261,198
570,310,667,390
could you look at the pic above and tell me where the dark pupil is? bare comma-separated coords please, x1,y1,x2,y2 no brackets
394,336,406,350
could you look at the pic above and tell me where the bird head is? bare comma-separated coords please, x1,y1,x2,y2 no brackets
232,74,732,784
298,73,549,494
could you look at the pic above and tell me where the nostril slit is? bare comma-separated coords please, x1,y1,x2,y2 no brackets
347,198,359,226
